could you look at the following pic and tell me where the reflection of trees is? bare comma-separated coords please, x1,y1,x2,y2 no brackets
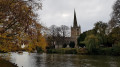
35,53,47,67
72,55,111,67
35,56,41,67
33,54,120,67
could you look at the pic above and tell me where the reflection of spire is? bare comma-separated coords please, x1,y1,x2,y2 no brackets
73,9,78,27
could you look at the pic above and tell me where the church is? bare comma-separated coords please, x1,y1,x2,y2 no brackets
55,10,81,48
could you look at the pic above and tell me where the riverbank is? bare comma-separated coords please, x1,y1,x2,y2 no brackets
1,52,120,67
0,57,18,67
46,47,120,56
46,48,87,54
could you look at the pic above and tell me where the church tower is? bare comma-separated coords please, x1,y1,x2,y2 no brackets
71,9,81,46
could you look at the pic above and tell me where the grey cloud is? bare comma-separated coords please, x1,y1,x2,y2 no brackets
38,0,116,32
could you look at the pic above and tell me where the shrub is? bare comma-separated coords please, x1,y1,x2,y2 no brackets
36,47,44,53
63,44,67,48
97,47,120,56
111,46,120,56
47,48,77,54
69,41,75,48
76,48,88,54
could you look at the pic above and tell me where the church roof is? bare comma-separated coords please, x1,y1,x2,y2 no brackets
73,9,78,27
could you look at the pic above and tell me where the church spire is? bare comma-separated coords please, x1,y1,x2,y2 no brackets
73,9,78,27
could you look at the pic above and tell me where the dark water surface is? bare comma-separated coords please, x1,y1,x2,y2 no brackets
1,52,120,67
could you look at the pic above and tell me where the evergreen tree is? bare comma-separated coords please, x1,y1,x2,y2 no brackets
69,41,75,48
77,32,86,48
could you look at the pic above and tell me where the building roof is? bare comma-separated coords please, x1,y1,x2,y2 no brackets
73,9,78,27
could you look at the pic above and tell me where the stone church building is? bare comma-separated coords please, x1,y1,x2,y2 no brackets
55,10,81,48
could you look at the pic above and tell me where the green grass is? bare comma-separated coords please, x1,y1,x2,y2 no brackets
47,47,120,56
47,48,87,54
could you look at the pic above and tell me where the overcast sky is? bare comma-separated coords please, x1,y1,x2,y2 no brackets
38,0,116,32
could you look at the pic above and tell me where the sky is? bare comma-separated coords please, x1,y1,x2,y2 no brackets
38,0,116,32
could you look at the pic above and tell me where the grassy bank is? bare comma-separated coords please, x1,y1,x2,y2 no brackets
0,57,18,67
46,48,88,54
47,47,120,56
95,46,120,56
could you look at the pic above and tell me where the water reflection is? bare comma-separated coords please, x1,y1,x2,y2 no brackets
1,52,120,67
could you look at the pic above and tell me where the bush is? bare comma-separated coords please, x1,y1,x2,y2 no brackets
69,41,75,48
46,49,57,53
47,48,77,54
36,47,44,53
111,46,120,56
63,48,77,54
46,47,120,56
76,48,88,54
93,47,120,56
100,48,112,55
63,44,67,48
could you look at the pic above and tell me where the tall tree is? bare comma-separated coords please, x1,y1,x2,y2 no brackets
111,0,120,27
60,25,69,37
0,0,46,52
109,27,120,46
108,0,120,46
46,25,70,48
77,31,86,48
94,21,108,35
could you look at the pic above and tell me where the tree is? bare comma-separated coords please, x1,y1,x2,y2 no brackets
63,43,67,48
111,0,120,27
107,0,120,47
49,25,57,36
0,0,46,52
94,21,108,35
0,0,42,34
47,25,70,48
48,25,69,37
60,25,69,37
93,21,109,46
48,25,58,46
108,0,120,46
77,31,86,48
109,27,120,46
84,35,100,52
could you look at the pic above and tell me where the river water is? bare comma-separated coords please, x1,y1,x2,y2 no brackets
1,52,120,67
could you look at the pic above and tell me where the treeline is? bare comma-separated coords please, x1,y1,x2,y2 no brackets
46,25,70,48
0,0,47,52
77,0,120,55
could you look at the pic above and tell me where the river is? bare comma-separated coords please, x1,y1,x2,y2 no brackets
1,52,120,67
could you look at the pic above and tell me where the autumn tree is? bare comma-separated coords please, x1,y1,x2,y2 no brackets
0,0,46,52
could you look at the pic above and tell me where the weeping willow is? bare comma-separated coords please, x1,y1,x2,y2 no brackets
84,35,100,52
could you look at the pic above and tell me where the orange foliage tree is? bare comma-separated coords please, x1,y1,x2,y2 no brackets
0,0,47,52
